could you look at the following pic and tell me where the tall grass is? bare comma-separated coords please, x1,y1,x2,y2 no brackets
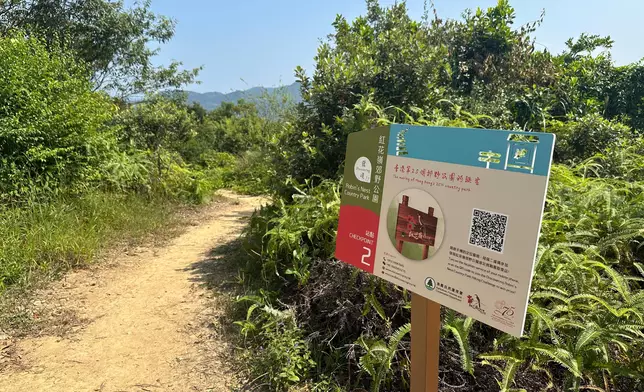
0,192,183,292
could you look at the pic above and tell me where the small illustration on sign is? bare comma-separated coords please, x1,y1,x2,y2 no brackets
504,133,540,173
478,150,502,168
387,188,444,260
424,277,436,291
467,294,486,314
494,300,515,319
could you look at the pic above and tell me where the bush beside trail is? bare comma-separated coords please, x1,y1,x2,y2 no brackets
225,2,644,391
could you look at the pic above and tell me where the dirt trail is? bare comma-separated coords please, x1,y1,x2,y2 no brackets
0,191,265,392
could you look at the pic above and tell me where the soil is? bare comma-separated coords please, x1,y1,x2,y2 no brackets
0,191,265,392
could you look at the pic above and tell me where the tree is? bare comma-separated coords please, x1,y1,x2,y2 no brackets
116,95,197,179
287,0,448,183
0,0,200,98
186,101,207,123
554,34,644,130
0,31,116,200
300,0,447,127
178,100,267,164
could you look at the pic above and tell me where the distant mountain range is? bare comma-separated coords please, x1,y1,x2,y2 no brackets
184,81,301,110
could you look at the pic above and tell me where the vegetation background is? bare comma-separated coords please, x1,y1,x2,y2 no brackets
0,0,643,391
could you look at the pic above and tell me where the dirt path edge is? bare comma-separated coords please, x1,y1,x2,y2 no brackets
0,190,265,392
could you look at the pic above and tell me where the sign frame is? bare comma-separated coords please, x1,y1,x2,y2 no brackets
334,124,555,392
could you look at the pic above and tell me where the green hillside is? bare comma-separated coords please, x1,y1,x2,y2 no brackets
184,81,301,110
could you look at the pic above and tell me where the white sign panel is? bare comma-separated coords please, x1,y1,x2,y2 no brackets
335,124,555,337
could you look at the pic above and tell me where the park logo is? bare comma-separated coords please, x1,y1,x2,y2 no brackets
494,300,515,320
354,156,372,183
467,294,486,314
424,277,436,291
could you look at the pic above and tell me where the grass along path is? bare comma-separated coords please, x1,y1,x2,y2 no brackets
0,191,265,392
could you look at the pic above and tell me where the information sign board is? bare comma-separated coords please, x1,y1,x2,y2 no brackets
335,124,555,336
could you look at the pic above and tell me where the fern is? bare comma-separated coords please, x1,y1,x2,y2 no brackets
529,343,582,378
443,309,475,374
358,323,411,392
480,355,527,392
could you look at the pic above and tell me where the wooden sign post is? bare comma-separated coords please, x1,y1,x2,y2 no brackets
395,195,442,392
411,294,441,392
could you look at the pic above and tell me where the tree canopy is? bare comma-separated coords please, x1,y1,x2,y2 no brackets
0,0,200,98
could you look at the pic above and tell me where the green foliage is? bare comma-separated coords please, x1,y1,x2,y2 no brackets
436,0,551,95
227,150,278,196
0,0,200,98
357,323,411,392
0,191,180,291
604,63,644,130
285,0,448,182
480,356,526,392
229,2,644,391
171,97,290,197
3,0,644,391
239,179,341,289
234,295,316,391
109,94,237,203
549,114,634,163
0,19,218,298
180,100,268,161
588,137,644,180
0,31,116,201
116,94,197,177
234,177,413,390
443,310,475,375
100,148,154,194
234,157,644,391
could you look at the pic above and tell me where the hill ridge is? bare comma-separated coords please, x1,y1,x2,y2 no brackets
185,81,301,110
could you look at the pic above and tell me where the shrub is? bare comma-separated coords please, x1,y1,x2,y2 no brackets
234,296,316,391
114,95,198,181
549,114,633,163
233,158,644,392
0,31,116,201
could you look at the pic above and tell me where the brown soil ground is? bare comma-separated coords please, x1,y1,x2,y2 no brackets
0,191,265,392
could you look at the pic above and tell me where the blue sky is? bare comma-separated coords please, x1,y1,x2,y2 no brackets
138,0,644,93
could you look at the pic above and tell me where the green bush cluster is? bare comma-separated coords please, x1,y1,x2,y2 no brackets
0,32,116,202
0,31,230,207
227,1,644,391
0,1,214,295
235,140,644,392
0,26,278,292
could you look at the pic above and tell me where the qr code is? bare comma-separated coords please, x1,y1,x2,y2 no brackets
468,209,508,253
